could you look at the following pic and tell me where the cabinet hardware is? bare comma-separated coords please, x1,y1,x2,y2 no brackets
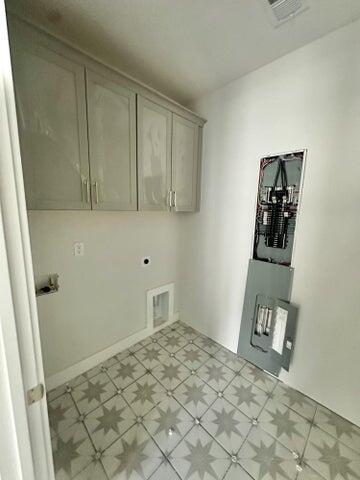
93,181,99,203
173,191,177,209
85,179,90,203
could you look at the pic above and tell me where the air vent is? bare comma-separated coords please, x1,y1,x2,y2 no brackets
264,0,308,26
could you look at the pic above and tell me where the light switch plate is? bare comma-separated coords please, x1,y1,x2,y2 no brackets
74,242,84,256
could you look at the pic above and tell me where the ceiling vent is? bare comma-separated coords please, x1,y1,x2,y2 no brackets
263,0,309,26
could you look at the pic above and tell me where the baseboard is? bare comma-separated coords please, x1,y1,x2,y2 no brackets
46,312,180,391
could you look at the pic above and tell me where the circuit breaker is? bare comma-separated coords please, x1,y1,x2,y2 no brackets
237,150,305,376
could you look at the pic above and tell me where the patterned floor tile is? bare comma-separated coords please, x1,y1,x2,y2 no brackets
169,425,230,480
48,393,80,438
68,365,104,390
52,422,95,480
85,394,136,451
193,335,221,355
160,324,179,336
148,459,181,479
72,459,108,479
223,463,255,480
101,423,164,480
240,363,278,394
295,463,327,480
176,323,200,340
258,398,311,457
175,344,210,370
174,375,217,419
272,384,317,421
201,397,252,455
197,357,235,392
224,375,269,420
134,343,170,370
158,332,188,354
213,347,247,374
303,426,360,480
129,336,152,353
238,426,299,480
314,405,360,454
72,373,117,414
122,373,166,417
48,383,71,403
152,357,191,390
107,355,147,390
143,397,194,455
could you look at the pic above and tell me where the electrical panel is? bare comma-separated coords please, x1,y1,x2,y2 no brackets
253,151,305,266
238,150,305,376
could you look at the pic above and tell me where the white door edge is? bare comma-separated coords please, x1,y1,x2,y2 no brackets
0,2,54,479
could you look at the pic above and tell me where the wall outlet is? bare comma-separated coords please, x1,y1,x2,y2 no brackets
74,242,84,256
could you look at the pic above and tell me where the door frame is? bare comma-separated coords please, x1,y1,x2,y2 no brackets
0,2,54,479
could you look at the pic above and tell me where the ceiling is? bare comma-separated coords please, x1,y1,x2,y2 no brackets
6,0,360,104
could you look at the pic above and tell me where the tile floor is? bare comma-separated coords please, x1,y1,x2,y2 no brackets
47,321,360,480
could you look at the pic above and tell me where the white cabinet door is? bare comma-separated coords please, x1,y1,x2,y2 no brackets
86,70,137,211
12,44,90,210
137,96,172,210
172,114,200,212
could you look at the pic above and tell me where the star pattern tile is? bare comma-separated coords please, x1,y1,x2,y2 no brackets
144,397,194,455
48,393,79,438
123,373,166,416
258,398,311,456
238,427,299,480
107,355,146,390
175,344,210,370
170,425,230,480
197,357,235,391
241,363,278,394
224,375,268,420
152,358,191,390
272,383,317,421
134,343,170,370
158,332,188,353
174,375,217,418
51,422,95,479
213,347,247,374
304,426,360,480
84,394,136,451
202,397,252,455
72,373,117,414
314,406,360,454
48,320,360,480
101,423,163,479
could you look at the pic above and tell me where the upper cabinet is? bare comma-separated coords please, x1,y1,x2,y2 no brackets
172,114,200,212
137,96,172,211
12,44,90,210
86,71,137,211
10,20,205,212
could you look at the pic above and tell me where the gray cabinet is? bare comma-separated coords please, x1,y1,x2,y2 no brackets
12,44,90,210
137,96,172,211
10,23,204,213
172,114,200,212
86,71,137,211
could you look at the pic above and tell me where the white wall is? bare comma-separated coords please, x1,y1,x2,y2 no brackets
181,19,360,426
29,211,181,378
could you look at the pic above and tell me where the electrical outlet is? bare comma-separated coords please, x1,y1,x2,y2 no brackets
74,242,84,256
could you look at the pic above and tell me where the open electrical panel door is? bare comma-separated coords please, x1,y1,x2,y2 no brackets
238,150,305,376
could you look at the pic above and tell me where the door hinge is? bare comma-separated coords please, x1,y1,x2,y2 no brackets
27,383,45,406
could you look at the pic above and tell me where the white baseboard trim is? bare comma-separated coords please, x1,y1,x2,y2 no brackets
46,312,180,391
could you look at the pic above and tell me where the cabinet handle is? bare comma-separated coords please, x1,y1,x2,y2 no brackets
167,189,172,209
93,181,99,204
83,179,90,203
86,179,90,203
173,191,177,210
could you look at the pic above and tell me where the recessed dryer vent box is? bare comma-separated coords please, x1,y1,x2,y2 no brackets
147,283,174,328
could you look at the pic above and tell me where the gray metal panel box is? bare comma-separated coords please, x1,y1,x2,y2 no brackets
237,259,296,375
